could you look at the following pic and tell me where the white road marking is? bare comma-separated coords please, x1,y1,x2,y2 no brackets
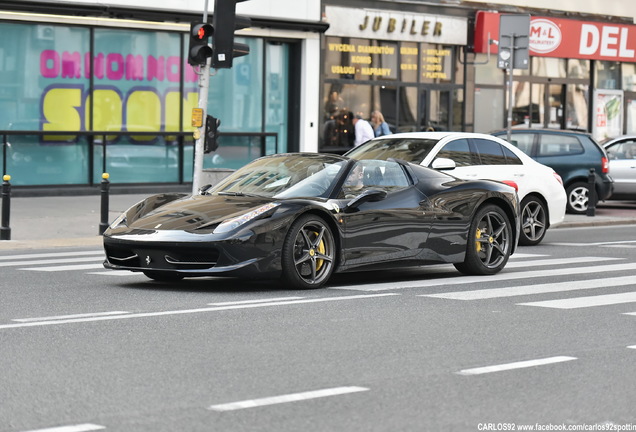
21,424,105,432
208,386,369,412
552,240,636,246
0,293,399,330
13,311,130,323
457,356,577,376
1,256,103,267
504,256,615,269
421,275,636,301
209,297,304,306
0,251,103,261
518,292,636,309
21,264,105,272
509,253,548,259
331,260,631,292
628,346,636,350
86,271,141,276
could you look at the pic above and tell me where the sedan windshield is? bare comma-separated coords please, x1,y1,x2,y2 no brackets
210,154,347,199
346,138,439,163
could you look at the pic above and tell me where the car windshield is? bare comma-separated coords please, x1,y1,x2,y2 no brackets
346,138,439,163
209,154,348,199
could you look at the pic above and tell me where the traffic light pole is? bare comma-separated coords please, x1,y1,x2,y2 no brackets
192,60,210,194
192,0,211,194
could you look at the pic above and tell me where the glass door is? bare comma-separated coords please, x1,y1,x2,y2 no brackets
420,89,451,131
265,42,289,154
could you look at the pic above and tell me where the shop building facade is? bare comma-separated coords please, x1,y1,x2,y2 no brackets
0,0,325,189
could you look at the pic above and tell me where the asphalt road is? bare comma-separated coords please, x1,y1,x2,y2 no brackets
1,224,635,431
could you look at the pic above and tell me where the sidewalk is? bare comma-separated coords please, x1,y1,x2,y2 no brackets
1,193,635,250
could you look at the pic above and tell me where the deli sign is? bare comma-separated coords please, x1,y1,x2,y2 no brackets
475,11,636,62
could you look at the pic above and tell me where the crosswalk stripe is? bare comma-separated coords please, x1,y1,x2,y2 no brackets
0,250,103,261
22,264,105,272
331,260,634,292
504,256,617,269
518,292,636,309
1,256,103,267
87,271,143,276
421,275,636,301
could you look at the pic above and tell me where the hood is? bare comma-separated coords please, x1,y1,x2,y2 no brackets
128,194,277,231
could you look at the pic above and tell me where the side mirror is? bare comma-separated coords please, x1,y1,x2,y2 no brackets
431,157,456,170
344,189,387,212
198,184,212,195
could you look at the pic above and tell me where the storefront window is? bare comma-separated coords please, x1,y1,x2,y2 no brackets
420,44,453,84
566,83,588,129
398,87,418,132
400,42,418,83
622,63,636,91
568,59,590,80
532,57,566,78
596,61,620,89
1,22,90,185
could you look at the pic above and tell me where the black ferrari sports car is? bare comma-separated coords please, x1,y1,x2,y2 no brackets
103,153,519,289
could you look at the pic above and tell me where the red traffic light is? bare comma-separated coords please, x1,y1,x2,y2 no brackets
188,22,213,66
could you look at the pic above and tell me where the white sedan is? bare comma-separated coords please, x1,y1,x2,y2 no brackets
346,132,566,246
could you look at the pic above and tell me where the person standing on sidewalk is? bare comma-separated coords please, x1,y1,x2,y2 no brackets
352,113,374,147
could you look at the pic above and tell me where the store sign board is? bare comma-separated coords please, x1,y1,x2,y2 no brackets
475,11,636,62
324,5,467,45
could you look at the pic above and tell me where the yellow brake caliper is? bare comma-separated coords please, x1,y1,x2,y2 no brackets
313,231,325,271
475,228,483,253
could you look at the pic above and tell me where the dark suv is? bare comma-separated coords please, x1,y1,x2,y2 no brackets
492,129,613,214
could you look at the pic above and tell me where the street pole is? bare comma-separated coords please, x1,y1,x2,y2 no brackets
192,0,211,194
506,34,516,143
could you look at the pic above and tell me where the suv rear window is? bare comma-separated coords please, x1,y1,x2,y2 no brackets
538,134,584,156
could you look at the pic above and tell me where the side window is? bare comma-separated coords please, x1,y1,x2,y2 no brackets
339,160,409,199
606,140,636,159
473,138,507,165
507,133,534,155
436,139,473,167
502,146,523,165
539,134,584,156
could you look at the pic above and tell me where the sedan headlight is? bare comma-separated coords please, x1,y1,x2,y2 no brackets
213,203,280,234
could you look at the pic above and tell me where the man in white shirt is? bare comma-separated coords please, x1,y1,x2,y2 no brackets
352,114,374,147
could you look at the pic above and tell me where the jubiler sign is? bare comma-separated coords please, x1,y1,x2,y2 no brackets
475,11,636,62
324,5,467,45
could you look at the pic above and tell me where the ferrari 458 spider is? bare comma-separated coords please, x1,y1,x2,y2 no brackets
103,153,519,289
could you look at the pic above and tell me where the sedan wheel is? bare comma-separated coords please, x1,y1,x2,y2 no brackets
519,196,547,246
566,182,591,214
281,214,336,289
454,205,512,275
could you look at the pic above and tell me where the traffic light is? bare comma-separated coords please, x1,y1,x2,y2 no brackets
203,115,221,153
188,22,213,66
211,0,251,69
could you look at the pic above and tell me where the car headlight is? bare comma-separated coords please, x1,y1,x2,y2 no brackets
109,212,128,229
213,203,280,234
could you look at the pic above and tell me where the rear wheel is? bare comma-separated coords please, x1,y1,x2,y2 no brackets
566,181,593,214
454,204,512,275
519,196,547,246
281,214,335,289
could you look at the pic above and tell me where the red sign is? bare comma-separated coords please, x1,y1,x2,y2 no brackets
475,11,636,62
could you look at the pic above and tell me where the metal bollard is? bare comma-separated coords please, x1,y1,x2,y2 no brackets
1,175,11,241
99,173,110,235
586,168,596,217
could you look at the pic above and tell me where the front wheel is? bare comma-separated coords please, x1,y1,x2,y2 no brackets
566,181,593,214
519,196,547,246
281,214,336,289
454,204,512,275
